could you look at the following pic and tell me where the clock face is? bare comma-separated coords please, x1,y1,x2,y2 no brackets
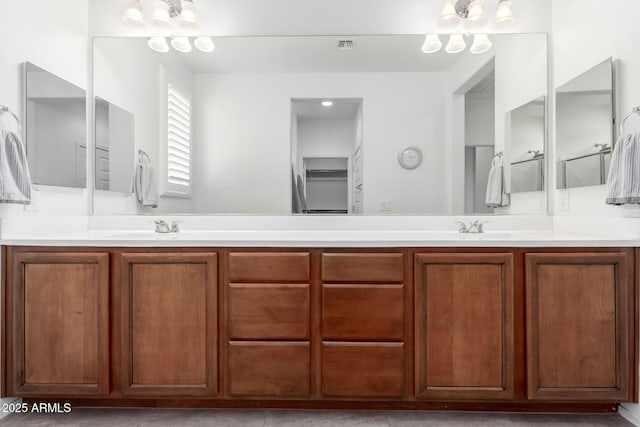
398,146,422,169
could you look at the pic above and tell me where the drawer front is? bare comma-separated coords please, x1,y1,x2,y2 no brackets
228,252,310,282
322,342,404,398
322,284,404,340
322,253,404,283
228,342,310,398
229,284,310,340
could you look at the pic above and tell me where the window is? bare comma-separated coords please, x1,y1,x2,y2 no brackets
161,66,192,197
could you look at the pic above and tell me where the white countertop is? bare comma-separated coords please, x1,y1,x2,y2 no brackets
1,230,637,248
1,216,637,247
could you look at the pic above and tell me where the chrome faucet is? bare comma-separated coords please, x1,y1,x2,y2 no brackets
455,220,486,234
155,220,181,233
154,220,171,233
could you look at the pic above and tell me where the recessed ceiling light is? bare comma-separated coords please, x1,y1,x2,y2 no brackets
322,101,334,107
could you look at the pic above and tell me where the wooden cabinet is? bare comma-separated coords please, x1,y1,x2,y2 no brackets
225,251,311,399
320,252,407,399
10,251,110,396
414,253,515,400
120,253,218,397
525,252,633,401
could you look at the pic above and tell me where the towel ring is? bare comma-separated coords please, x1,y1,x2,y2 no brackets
0,105,21,131
620,106,640,134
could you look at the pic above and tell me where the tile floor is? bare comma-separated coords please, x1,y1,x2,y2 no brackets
0,409,635,427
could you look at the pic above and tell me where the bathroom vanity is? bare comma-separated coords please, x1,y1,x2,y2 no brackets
2,236,637,412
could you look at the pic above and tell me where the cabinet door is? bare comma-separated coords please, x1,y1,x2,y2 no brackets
120,253,218,397
414,253,514,400
12,252,110,396
525,252,632,401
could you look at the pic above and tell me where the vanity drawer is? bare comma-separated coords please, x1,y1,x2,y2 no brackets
228,342,310,398
228,283,310,340
322,253,404,283
321,342,404,398
322,284,404,340
228,252,310,282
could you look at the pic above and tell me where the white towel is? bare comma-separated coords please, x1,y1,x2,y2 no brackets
133,154,158,208
606,132,640,204
485,155,510,208
0,129,32,204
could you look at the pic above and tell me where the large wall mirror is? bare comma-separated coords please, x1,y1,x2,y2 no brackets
92,34,547,215
556,58,614,189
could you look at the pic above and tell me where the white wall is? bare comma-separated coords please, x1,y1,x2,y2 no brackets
93,38,194,214
465,94,495,147
192,72,449,214
552,0,640,218
0,0,89,218
298,118,355,157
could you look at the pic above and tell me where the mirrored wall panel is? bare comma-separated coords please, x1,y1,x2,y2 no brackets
25,62,87,188
556,58,614,189
508,96,546,193
93,34,547,215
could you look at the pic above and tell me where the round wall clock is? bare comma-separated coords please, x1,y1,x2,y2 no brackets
398,146,423,170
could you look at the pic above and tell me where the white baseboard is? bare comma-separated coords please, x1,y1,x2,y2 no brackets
620,404,640,426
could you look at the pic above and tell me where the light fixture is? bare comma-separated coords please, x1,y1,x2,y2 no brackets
445,34,467,54
148,36,170,53
421,35,442,54
171,36,192,53
122,0,201,30
469,34,492,54
494,0,516,29
194,36,215,52
438,0,460,30
121,0,146,28
322,101,334,107
465,0,488,31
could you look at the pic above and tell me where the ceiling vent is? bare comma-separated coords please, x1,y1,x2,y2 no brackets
337,40,355,51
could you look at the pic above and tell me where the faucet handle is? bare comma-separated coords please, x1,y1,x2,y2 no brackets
170,220,182,233
454,221,468,233
154,220,170,233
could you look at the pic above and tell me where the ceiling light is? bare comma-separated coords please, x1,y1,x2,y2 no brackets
421,35,442,54
194,36,215,52
322,101,334,107
469,34,492,54
445,34,467,54
494,0,516,29
148,36,170,53
121,0,145,28
171,36,192,53
438,0,460,29
179,0,200,29
465,0,488,31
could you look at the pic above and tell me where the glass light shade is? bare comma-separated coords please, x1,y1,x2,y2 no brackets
322,101,334,107
171,36,192,53
494,0,516,29
148,36,170,53
194,36,215,53
445,34,467,54
150,1,172,28
470,34,492,54
465,0,488,30
121,0,145,28
421,35,442,54
438,0,460,29
179,0,200,29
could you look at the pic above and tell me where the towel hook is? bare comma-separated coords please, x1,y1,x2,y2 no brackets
620,106,640,135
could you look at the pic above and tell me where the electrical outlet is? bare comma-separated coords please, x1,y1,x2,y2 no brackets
381,200,392,212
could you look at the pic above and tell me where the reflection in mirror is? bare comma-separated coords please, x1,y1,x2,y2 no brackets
508,97,546,193
25,62,86,188
291,99,362,215
95,98,135,193
93,34,547,215
556,58,614,189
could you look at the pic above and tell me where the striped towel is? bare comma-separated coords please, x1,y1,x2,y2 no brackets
0,129,32,204
606,132,640,205
485,155,510,208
